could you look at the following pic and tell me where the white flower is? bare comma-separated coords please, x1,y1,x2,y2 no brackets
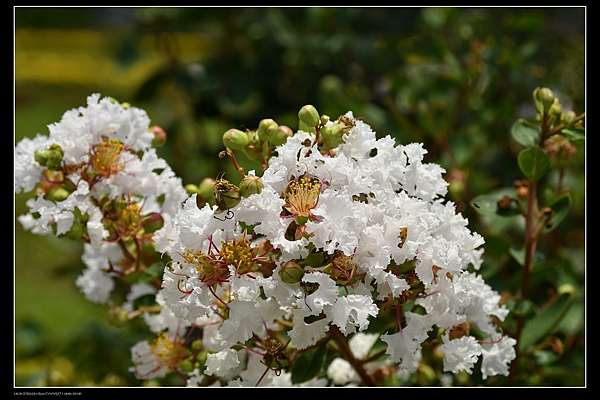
205,349,241,379
480,336,517,379
327,358,358,385
299,272,339,316
288,310,331,349
440,334,482,374
330,294,379,334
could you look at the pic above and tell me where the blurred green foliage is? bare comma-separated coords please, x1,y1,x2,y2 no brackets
15,7,584,386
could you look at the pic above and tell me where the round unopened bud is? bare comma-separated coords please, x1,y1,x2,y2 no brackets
191,339,203,351
195,350,208,369
561,110,576,126
34,149,50,166
179,359,194,374
197,178,216,205
46,186,71,202
46,152,63,171
279,260,305,284
223,129,250,151
298,105,320,127
214,179,241,210
534,87,556,112
549,99,562,118
257,119,279,142
36,144,64,170
151,126,167,147
270,125,293,146
141,212,164,233
321,123,344,148
239,175,264,197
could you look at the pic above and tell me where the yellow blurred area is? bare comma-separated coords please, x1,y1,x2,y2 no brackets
15,29,210,89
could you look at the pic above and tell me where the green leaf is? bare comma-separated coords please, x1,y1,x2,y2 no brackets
302,252,326,267
511,119,540,147
562,128,585,143
558,299,584,335
291,341,328,383
470,188,518,216
543,194,572,233
518,146,550,181
143,262,165,279
519,290,576,351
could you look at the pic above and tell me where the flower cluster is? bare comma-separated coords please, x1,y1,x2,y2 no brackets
15,94,187,304
15,96,516,386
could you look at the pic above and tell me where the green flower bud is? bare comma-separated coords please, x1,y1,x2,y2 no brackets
151,126,167,147
257,119,279,143
239,175,264,197
214,179,241,210
191,339,204,351
46,186,71,202
185,184,199,194
121,102,131,109
561,110,576,126
270,125,293,146
34,149,50,166
549,99,562,119
279,260,305,284
321,123,344,148
179,359,194,374
141,212,164,233
36,144,64,170
534,87,556,113
196,350,208,370
298,105,320,127
223,129,250,151
197,178,216,207
298,120,316,134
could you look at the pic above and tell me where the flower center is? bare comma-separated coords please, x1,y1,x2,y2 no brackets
283,174,321,221
90,137,125,177
104,199,143,239
150,333,188,369
220,237,255,274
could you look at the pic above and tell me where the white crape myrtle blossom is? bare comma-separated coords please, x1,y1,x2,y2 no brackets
17,98,517,386
15,94,188,304
147,110,515,386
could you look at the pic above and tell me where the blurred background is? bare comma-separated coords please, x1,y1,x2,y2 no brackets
15,7,584,386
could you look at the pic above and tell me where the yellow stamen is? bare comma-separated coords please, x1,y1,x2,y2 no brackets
283,175,321,218
90,137,125,177
220,237,255,274
150,333,188,369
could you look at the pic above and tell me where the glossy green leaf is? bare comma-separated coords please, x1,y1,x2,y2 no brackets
558,299,584,335
511,119,540,147
519,290,576,351
291,341,328,383
562,128,585,143
543,194,572,233
470,188,518,216
518,146,550,181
